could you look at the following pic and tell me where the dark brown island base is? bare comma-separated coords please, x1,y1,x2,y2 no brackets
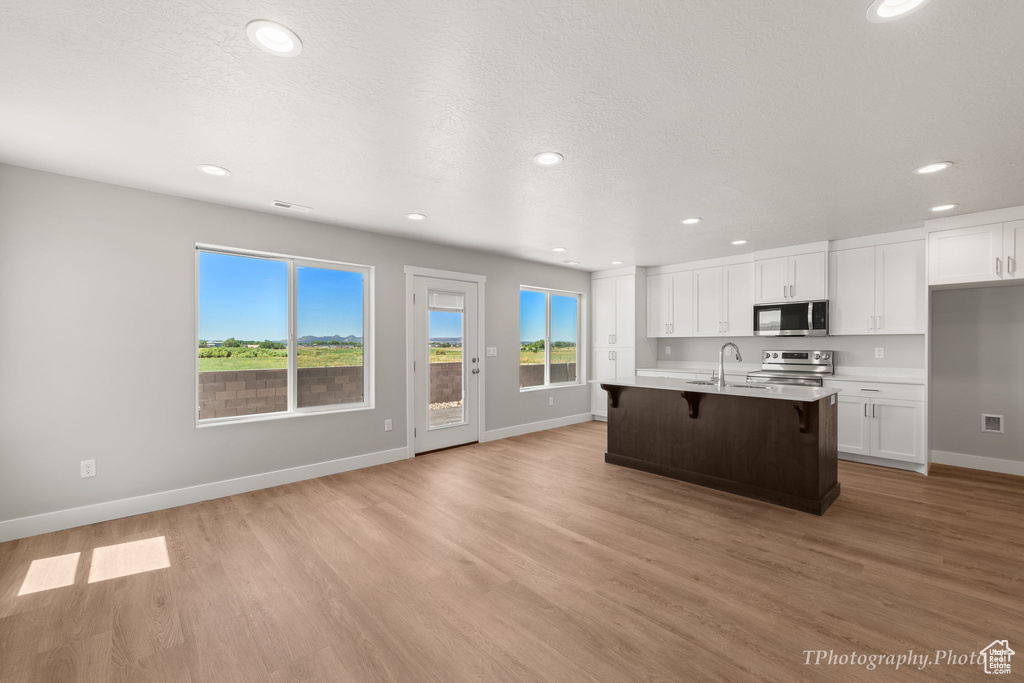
598,377,842,515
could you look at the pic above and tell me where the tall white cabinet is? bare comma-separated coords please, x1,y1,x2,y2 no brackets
592,268,656,419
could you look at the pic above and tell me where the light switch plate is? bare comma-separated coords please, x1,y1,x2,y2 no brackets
665,346,671,355
486,347,497,357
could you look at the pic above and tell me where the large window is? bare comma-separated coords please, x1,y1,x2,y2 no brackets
197,246,371,423
519,287,581,389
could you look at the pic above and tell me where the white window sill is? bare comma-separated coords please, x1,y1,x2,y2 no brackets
519,382,586,393
196,402,373,428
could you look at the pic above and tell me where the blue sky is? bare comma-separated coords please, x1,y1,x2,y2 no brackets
198,252,363,340
520,290,578,343
429,311,463,339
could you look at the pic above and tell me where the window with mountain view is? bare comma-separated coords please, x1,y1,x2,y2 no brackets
197,247,371,422
519,287,581,389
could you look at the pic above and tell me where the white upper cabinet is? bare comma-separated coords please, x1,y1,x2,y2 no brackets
1005,220,1022,280
723,263,754,336
754,256,789,303
928,223,1004,285
694,267,723,336
754,251,826,303
830,241,925,335
874,241,926,334
593,277,617,345
646,271,693,337
670,271,695,337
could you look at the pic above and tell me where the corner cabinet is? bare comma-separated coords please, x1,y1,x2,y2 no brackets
829,241,926,335
928,221,1022,286
754,251,826,303
592,268,656,419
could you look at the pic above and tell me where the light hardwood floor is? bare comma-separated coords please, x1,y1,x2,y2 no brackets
0,421,1022,682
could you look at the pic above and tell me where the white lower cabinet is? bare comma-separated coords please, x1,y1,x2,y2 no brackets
834,385,925,464
592,348,634,418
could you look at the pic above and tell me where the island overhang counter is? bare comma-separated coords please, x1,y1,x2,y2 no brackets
596,376,842,515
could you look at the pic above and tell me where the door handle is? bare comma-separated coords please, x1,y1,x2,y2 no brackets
471,368,480,374
665,323,669,334
612,334,616,344
608,334,613,344
872,404,877,418
723,321,728,333
783,285,787,299
1009,256,1016,275
864,403,868,417
996,257,1002,276
868,316,873,331
612,351,617,361
875,315,882,330
790,284,795,298
472,357,479,363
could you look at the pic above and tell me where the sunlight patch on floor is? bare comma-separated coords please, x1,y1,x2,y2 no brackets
87,536,170,583
18,552,81,595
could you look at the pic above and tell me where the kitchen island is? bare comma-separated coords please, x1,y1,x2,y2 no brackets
598,376,841,515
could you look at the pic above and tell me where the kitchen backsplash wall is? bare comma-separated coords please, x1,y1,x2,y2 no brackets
931,285,1024,465
656,335,926,369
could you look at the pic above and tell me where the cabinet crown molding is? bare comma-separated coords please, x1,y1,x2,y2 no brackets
925,203,1024,233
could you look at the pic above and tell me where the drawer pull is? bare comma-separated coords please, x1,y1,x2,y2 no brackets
860,388,880,392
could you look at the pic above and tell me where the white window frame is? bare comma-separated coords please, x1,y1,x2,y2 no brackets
195,244,374,427
519,285,584,391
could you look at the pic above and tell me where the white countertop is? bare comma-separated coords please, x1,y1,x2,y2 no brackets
593,376,841,403
636,363,925,386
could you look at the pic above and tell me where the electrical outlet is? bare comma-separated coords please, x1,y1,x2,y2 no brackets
665,345,671,355
874,347,885,359
548,397,554,406
384,419,393,432
80,459,96,478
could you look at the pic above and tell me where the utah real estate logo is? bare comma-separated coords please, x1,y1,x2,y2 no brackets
981,640,1014,675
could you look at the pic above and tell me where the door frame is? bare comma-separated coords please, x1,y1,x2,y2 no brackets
404,266,487,455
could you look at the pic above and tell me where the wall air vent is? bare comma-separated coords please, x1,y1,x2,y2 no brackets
272,200,312,213
981,414,1004,434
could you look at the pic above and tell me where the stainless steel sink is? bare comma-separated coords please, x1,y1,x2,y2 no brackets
726,383,771,390
687,380,718,386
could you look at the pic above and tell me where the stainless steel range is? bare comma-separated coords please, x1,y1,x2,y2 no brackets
746,349,834,387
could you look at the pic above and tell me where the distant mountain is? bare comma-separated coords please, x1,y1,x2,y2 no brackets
298,335,362,343
429,337,463,343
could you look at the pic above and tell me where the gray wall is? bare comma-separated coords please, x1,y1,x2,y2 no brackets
0,164,591,523
657,335,926,369
931,285,1024,463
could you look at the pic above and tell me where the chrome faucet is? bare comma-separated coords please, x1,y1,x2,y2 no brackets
715,342,743,388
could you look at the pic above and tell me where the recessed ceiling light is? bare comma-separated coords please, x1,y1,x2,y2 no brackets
611,261,624,265
914,161,953,175
246,20,302,57
866,0,932,23
681,217,702,225
552,247,567,252
930,204,958,212
533,152,563,166
406,213,427,220
731,240,749,246
562,260,579,265
197,164,230,177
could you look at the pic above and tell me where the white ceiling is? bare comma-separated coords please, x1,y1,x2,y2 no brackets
3,1,1024,270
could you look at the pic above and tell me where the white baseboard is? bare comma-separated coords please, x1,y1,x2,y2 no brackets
930,450,1024,477
481,413,593,442
839,451,928,474
0,447,411,543
592,413,607,423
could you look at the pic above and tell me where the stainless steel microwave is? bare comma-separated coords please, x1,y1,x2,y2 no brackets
753,300,829,337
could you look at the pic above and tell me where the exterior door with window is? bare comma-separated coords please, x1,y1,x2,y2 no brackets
413,277,479,453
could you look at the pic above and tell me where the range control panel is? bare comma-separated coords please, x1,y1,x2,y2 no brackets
761,350,833,365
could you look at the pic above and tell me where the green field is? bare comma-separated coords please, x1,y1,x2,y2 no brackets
198,345,577,371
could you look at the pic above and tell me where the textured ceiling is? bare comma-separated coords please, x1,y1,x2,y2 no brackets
3,0,1024,269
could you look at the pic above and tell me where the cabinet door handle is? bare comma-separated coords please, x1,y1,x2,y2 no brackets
868,316,874,331
872,404,877,418
612,351,617,361
996,257,1002,276
876,315,882,330
608,334,613,345
608,351,613,361
665,323,669,334
1009,256,1016,275
864,403,869,418
783,285,787,299
790,284,795,298
669,323,673,333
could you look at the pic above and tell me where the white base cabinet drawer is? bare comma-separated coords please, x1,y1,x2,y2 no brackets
824,380,925,402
